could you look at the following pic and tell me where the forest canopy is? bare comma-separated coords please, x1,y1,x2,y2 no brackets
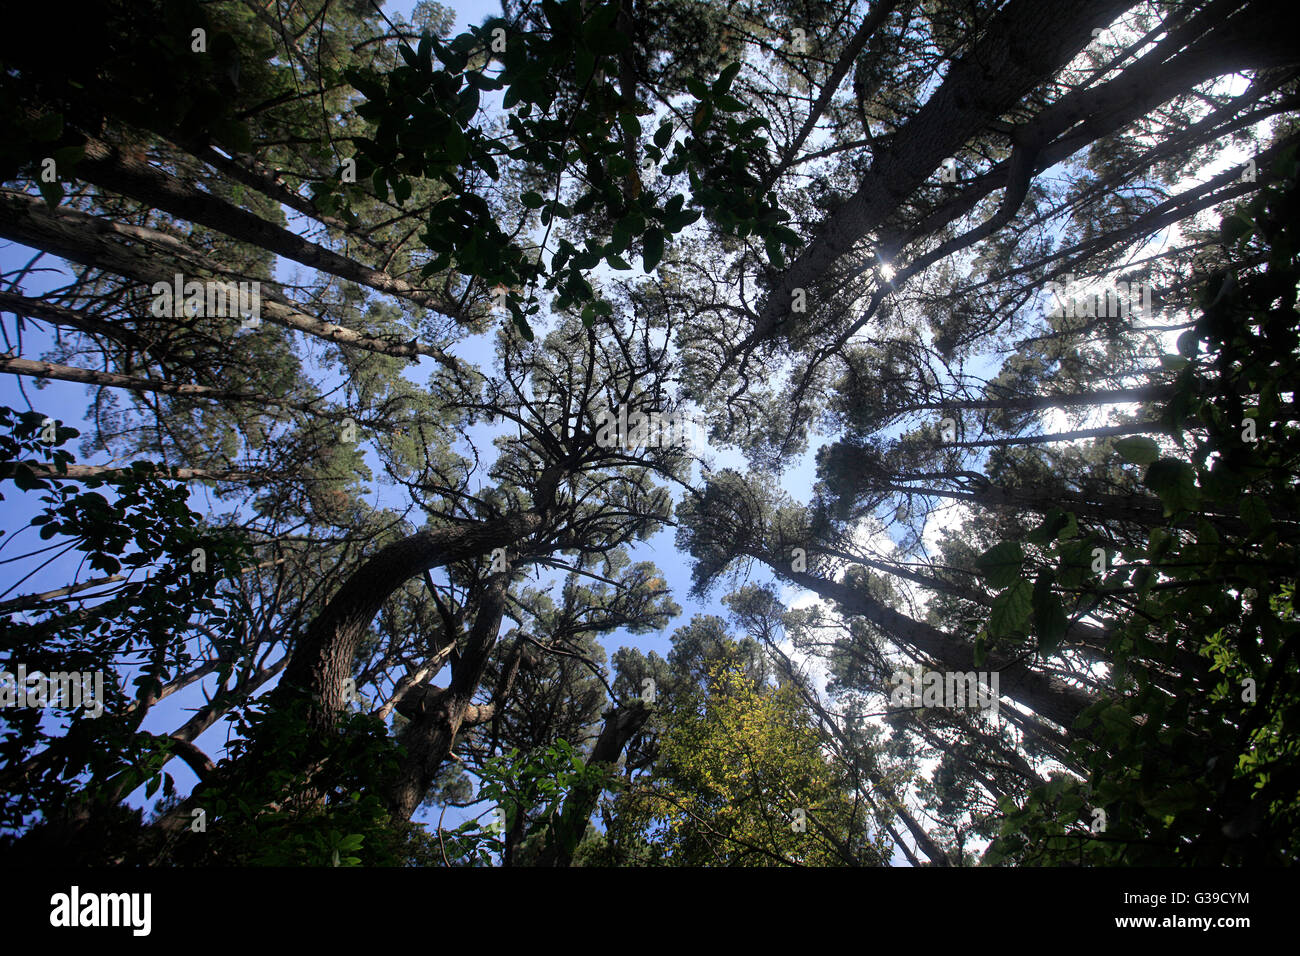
0,0,1297,867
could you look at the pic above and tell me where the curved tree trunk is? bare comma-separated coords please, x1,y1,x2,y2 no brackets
385,575,511,821
151,512,543,839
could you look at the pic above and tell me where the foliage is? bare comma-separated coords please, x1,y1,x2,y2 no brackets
614,659,886,866
0,407,248,842
435,739,614,866
985,156,1300,865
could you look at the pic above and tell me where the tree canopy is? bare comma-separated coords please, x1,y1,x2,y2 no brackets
1,0,1297,867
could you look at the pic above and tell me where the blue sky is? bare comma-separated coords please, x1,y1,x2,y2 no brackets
0,0,839,854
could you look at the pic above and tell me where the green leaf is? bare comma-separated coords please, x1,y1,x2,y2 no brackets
1114,436,1161,465
1133,564,1154,597
1056,539,1098,589
583,25,629,55
1240,496,1271,534
988,579,1033,639
1146,527,1173,560
765,236,785,268
1027,508,1069,545
1032,572,1068,656
712,62,742,95
664,208,701,232
210,116,253,154
641,227,664,271
30,111,63,142
521,191,545,209
1098,704,1133,740
976,541,1024,588
50,145,85,174
476,151,500,180
11,464,48,491
1221,213,1253,244
575,47,596,85
684,77,709,99
1142,458,1199,515
37,178,63,208
511,312,535,342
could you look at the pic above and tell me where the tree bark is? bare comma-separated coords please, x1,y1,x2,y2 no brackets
751,0,1134,344
540,700,651,866
760,554,1093,728
0,189,458,365
71,133,473,323
386,575,512,820
0,354,365,424
272,516,541,736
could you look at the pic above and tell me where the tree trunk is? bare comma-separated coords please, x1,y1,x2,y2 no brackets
386,575,511,821
151,513,541,839
751,0,1134,343
540,700,651,866
0,190,455,363
763,556,1093,728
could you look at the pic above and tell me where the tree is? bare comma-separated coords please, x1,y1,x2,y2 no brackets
2,0,1298,866
600,617,892,866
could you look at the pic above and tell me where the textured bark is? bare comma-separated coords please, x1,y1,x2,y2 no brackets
881,385,1174,417
0,570,129,615
72,134,473,323
942,422,1161,449
776,0,904,173
147,515,540,840
766,637,952,866
377,645,459,721
879,478,1172,531
0,354,353,422
189,143,361,240
0,190,458,364
272,515,541,736
386,575,513,820
812,544,1120,669
876,476,1258,542
893,802,951,866
768,558,1093,728
166,738,216,781
752,0,1134,342
0,289,148,349
168,660,287,747
4,461,270,483
870,10,1296,297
